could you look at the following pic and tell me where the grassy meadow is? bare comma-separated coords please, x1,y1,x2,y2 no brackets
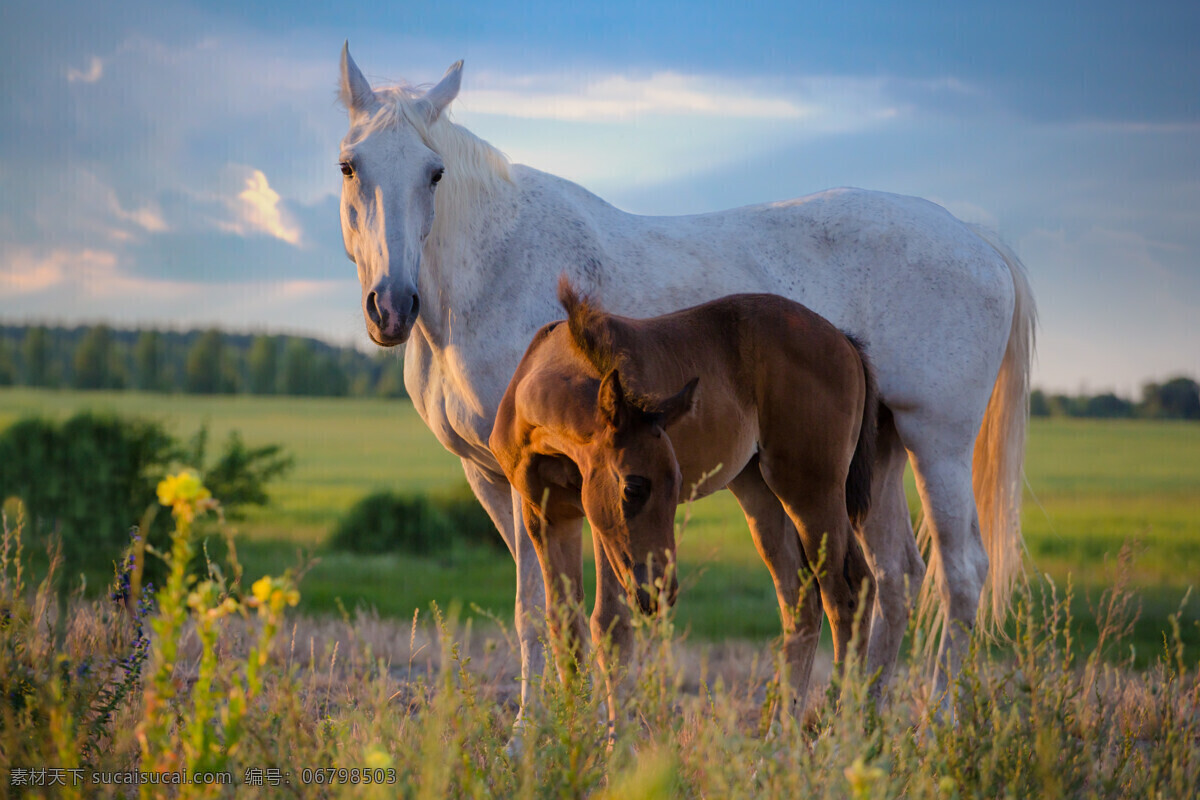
2,386,1198,798
0,387,1197,656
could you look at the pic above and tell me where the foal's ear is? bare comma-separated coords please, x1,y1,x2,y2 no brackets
417,60,464,123
598,369,633,430
652,377,699,429
339,42,376,114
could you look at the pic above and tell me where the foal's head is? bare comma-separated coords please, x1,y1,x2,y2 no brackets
557,275,699,613
581,369,697,615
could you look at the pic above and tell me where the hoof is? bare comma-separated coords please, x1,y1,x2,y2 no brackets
504,715,528,759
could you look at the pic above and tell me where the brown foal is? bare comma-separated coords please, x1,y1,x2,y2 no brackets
490,276,878,712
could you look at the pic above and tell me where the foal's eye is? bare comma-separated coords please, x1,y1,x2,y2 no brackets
431,168,444,187
622,476,652,516
339,162,354,178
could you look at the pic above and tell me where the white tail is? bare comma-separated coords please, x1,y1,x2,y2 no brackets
919,226,1037,635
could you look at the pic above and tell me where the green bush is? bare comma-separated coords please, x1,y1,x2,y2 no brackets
329,483,503,555
0,413,174,575
0,412,291,584
183,426,294,518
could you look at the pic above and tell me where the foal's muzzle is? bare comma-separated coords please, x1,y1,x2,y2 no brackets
631,562,679,615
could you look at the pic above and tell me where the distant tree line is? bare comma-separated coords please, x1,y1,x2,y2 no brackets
0,324,407,398
1031,376,1200,420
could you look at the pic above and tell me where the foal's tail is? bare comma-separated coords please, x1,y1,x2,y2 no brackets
844,335,878,529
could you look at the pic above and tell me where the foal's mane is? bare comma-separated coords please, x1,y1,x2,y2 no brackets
557,275,625,377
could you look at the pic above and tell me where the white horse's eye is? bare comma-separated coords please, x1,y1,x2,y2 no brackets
339,162,354,178
431,168,444,187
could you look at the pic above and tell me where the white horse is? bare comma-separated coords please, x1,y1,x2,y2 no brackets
335,45,1035,722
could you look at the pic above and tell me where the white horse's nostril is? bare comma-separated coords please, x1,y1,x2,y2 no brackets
366,291,384,327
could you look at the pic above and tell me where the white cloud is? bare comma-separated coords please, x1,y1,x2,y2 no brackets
456,70,913,131
108,194,168,234
928,197,999,229
461,72,809,122
449,71,927,195
66,56,104,84
0,244,363,345
1,247,116,294
220,169,303,246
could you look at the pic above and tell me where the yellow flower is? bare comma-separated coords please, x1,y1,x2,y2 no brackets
364,746,393,770
249,575,300,614
156,474,178,507
844,756,886,800
156,469,214,520
252,576,273,605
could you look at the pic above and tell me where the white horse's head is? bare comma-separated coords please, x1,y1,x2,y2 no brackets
337,44,461,346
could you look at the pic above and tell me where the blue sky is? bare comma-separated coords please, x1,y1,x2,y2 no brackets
1,0,1197,393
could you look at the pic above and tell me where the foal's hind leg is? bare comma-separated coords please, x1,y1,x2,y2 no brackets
858,409,925,706
728,459,823,715
758,458,874,671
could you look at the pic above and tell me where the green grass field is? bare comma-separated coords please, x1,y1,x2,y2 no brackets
1,387,1197,655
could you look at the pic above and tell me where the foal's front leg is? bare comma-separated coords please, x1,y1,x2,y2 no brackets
590,528,634,732
521,501,587,684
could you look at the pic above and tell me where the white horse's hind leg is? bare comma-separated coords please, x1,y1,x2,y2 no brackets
460,461,547,730
893,420,988,720
859,409,925,706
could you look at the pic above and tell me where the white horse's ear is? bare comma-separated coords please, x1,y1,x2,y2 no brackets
339,42,375,113
418,60,463,123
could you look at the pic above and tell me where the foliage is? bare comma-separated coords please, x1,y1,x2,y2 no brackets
184,426,294,519
0,323,404,398
247,335,278,395
185,329,238,395
2,390,1196,658
280,337,349,397
73,325,126,390
1031,375,1200,420
0,338,17,386
329,483,504,556
2,486,1197,798
0,505,153,791
373,352,407,398
138,471,299,796
22,325,54,387
0,412,291,585
0,412,175,577
133,331,165,392
1141,376,1200,420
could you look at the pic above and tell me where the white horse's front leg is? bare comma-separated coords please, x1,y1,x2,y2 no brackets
459,461,547,733
510,489,548,719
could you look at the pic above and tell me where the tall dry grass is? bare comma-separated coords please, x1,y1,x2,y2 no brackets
0,482,1197,798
